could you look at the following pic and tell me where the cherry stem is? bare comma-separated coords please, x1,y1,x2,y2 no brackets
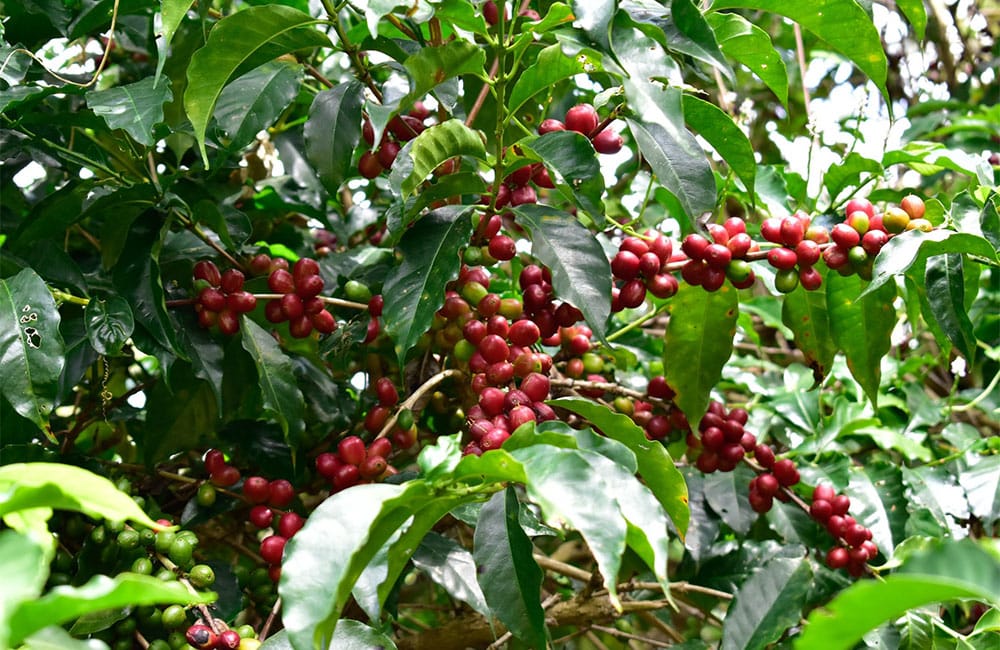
375,368,465,439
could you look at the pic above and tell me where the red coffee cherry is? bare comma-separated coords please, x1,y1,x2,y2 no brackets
826,546,850,569
259,535,287,565
592,129,623,154
210,464,241,487
249,505,274,529
772,458,800,486
268,269,296,294
220,269,245,294
358,151,383,179
488,234,516,261
813,484,836,503
565,104,599,135
185,624,218,650
359,455,388,479
538,118,566,134
268,479,295,507
242,476,270,504
339,436,367,466
374,377,399,407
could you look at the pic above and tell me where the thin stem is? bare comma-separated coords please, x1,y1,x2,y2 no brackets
260,597,282,641
253,294,369,310
174,212,245,270
50,289,90,306
590,624,674,648
376,368,464,439
607,303,668,342
952,369,1000,412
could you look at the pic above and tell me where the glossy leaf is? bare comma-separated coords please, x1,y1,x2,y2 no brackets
184,5,330,164
824,152,883,202
706,12,788,105
401,39,486,108
896,0,927,39
0,269,65,433
84,295,134,356
925,254,977,361
548,397,690,537
0,530,49,650
240,318,306,447
512,205,612,341
781,282,836,382
797,539,1000,650
216,61,303,153
155,0,196,85
625,0,733,81
958,455,1000,530
902,465,970,538
389,119,487,198
9,573,212,646
526,131,605,225
413,532,490,618
86,77,172,146
507,43,596,116
143,366,218,466
474,488,545,648
571,0,614,49
721,556,812,650
702,465,758,535
331,620,398,650
417,433,464,482
711,0,889,101
827,273,896,408
848,462,906,561
663,282,739,426
682,94,756,193
304,79,364,195
382,206,474,363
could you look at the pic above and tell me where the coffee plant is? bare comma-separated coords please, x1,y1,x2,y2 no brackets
1,0,998,648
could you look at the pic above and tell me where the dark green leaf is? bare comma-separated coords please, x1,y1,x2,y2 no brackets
925,254,977,360
417,433,464,482
827,273,896,407
848,462,907,562
627,0,733,80
9,573,212,646
824,152,883,203
143,366,218,466
682,94,756,193
548,398,690,537
86,77,173,146
702,464,758,535
0,269,65,433
240,318,306,448
721,556,812,650
401,39,486,108
389,120,487,198
0,531,49,650
184,5,331,164
901,465,969,538
706,12,788,105
84,296,134,356
192,201,251,252
155,0,196,85
412,532,490,618
978,192,1000,251
711,0,889,102
526,131,606,226
452,448,529,485
304,79,364,195
382,206,475,364
512,205,613,341
216,61,303,152
663,281,739,426
781,281,836,381
474,488,545,647
507,43,595,116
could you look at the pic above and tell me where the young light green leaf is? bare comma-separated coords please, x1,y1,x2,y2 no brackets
512,205,612,342
331,620,398,650
548,397,690,537
663,282,739,426
389,120,487,198
682,94,756,193
507,43,593,116
896,0,927,39
154,0,196,85
86,77,173,146
84,295,134,356
0,268,65,434
706,12,788,105
0,530,50,650
240,318,306,447
824,152,883,203
710,0,889,102
781,281,836,382
721,556,812,650
925,254,977,361
382,206,475,364
184,5,330,165
304,79,364,195
413,532,490,618
827,273,896,408
216,61,303,153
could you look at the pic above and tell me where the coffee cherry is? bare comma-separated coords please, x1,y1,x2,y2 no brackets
268,269,295,294
242,477,270,504
295,274,324,299
813,484,836,502
795,240,821,266
374,377,399,407
900,194,925,220
508,319,540,346
861,229,889,256
186,624,217,649
831,223,861,248
337,436,366,466
360,455,388,479
193,260,223,287
211,464,241,487
755,473,780,497
188,564,215,588
774,268,799,294
538,118,565,134
199,287,226,312
845,523,868,547
249,505,273,529
704,244,732,269
681,234,711,260
647,272,679,298
358,151,383,179
766,247,798,271
831,494,851,516
268,479,295,507
220,269,245,294
826,546,850,569
312,309,337,334
333,464,361,491
760,217,784,244
748,490,773,513
162,605,187,629
780,217,805,247
259,535,286,565
565,104,599,134
264,299,285,323
479,334,509,364
368,294,384,317
592,129,623,154
809,499,833,521
611,251,641,280
217,630,242,650
619,279,647,308
772,458,799,486
845,198,875,219
377,141,400,168
479,387,506,417
532,165,555,188
488,234,516,261
196,483,217,507
799,266,822,291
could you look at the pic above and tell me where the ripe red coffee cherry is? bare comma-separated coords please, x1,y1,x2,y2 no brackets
862,229,889,256
211,464,241,487
249,505,274,529
748,490,773,514
333,464,361,491
479,387,506,417
481,428,510,450
374,377,399,407
704,244,732,269
242,476,270,504
368,436,392,459
264,299,285,323
193,260,223,287
488,234,516,261
845,197,875,219
538,118,566,134
826,546,850,569
707,223,729,245
809,499,833,521
316,452,340,479
755,473,780,497
506,164,533,187
780,217,805,247
831,223,861,248
619,279,647,309
611,251,641,280
377,141,401,168
508,319,540,346
900,194,925,220
753,444,775,468
638,251,662,277
216,630,242,650
760,217,784,244
277,512,305,539
185,624,218,650
647,376,674,400
388,115,424,140
268,269,295,294
280,294,304,320
339,436,367,466
565,104,599,134
845,523,868,547
259,535,287,565
520,373,550,402
510,184,537,206
645,415,670,440
772,458,800,486
483,0,500,25
532,165,555,188
224,291,255,314
795,240,821,266
295,273,324,299
288,315,314,339
312,309,337,334
486,361,515,385
359,455,388,479
368,294,384,317
681,234,711,260
831,494,851,516
726,233,753,258
766,247,798,270
799,266,823,291
268,479,295,507
813,484,836,503
701,427,724,451
358,151,383,179
204,449,226,474
507,404,536,430
647,233,672,261
647,272,679,299
592,129,623,154
220,269,245,294
199,287,226,312
479,334,509,364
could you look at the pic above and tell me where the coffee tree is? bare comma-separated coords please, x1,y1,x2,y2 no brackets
2,0,998,648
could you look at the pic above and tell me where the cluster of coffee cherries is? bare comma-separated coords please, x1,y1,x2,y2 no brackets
316,434,399,494
809,484,878,576
262,257,337,337
184,623,249,650
358,103,432,179
469,213,519,266
193,261,257,335
678,218,759,292
518,263,585,339
610,230,680,309
541,103,623,155
755,210,828,292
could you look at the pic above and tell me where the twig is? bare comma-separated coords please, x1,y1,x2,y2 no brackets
376,368,464,439
260,597,282,640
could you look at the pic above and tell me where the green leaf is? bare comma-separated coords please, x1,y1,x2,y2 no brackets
215,61,303,152
401,39,486,108
797,539,1000,650
0,463,163,529
0,269,65,433
625,0,733,80
0,530,49,650
304,79,364,195
710,0,889,102
571,0,615,50
184,5,331,165
9,573,212,646
389,119,487,198
86,77,172,146
417,433,464,482
702,464,758,534
452,448,529,485
330,620,398,650
84,295,134,356
896,0,927,39
143,366,218,466
848,462,907,561
824,152,883,203
526,131,606,226
902,465,970,538
663,281,739,426
682,94,756,193
958,455,1000,531
706,12,788,105
21,624,112,650
474,488,546,647
863,229,999,297
413,532,490,618
781,282,836,382
155,0,197,85
925,254,977,361
548,397,690,537
883,141,985,178
240,318,306,448
382,206,475,364
721,556,812,650
512,205,613,341
827,273,896,407
507,43,595,116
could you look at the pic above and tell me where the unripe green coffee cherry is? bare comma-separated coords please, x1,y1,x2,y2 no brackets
344,280,372,302
161,604,187,629
149,639,172,650
139,528,156,547
168,537,194,566
188,564,215,588
90,525,108,545
131,557,154,575
774,268,799,293
154,530,176,554
236,625,257,639
196,483,217,507
463,246,483,266
106,519,125,534
117,529,140,550
581,352,604,374
114,616,137,636
156,568,177,581
396,408,415,431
